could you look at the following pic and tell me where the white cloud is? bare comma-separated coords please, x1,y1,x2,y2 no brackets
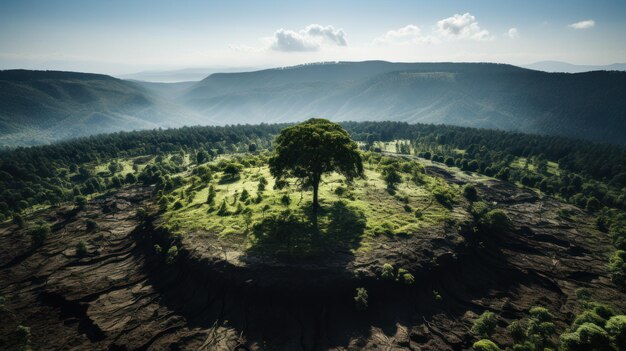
270,24,347,52
568,19,595,29
506,27,519,38
436,13,491,41
374,25,420,44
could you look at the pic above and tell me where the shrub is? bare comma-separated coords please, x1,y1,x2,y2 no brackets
381,165,402,189
575,288,592,301
166,245,179,264
403,204,412,213
240,189,250,201
280,194,291,206
86,219,98,231
206,185,216,205
572,311,606,330
529,306,553,322
335,186,346,196
13,214,25,228
472,311,497,337
432,185,455,207
216,199,229,216
463,184,478,201
74,195,87,209
16,325,31,349
400,271,415,285
27,222,50,248
172,200,184,210
254,193,263,204
75,240,88,257
381,263,394,280
608,250,626,289
605,315,626,348
481,209,510,231
508,320,526,343
258,177,268,191
354,287,368,311
560,323,611,351
472,339,501,351
158,196,169,211
586,197,603,212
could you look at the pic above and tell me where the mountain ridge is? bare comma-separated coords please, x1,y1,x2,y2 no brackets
2,62,626,146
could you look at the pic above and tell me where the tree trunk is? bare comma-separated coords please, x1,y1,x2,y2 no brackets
312,177,320,224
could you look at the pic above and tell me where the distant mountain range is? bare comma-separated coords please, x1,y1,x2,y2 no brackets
523,61,626,73
118,66,261,83
2,61,626,146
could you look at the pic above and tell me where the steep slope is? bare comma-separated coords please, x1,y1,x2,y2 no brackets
0,70,200,146
184,61,626,144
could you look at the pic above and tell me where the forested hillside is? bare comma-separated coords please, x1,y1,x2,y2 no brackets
2,62,626,147
184,61,626,143
0,70,201,146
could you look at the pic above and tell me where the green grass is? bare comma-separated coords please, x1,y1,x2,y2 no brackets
158,154,456,256
511,157,560,175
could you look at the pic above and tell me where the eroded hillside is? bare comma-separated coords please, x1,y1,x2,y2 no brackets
1,156,624,350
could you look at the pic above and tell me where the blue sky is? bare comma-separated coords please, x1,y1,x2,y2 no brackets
1,0,624,74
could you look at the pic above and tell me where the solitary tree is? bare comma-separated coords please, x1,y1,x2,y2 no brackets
269,118,363,218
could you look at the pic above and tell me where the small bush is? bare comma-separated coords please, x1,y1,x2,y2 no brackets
381,263,394,280
403,204,412,212
27,222,50,248
172,200,184,210
354,287,368,311
400,271,415,285
74,195,87,209
216,199,229,216
166,245,179,264
472,311,497,337
507,320,526,343
86,219,98,231
481,209,510,231
572,311,606,330
472,339,501,351
463,184,478,201
608,250,626,289
280,194,291,206
560,323,611,351
206,185,216,205
13,214,25,228
334,186,346,196
75,240,88,257
432,185,455,207
16,325,31,349
240,189,250,201
605,315,626,348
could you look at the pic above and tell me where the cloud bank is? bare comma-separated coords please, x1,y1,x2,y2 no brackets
270,24,347,52
568,20,595,29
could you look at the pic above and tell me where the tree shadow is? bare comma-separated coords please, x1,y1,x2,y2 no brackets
245,200,366,262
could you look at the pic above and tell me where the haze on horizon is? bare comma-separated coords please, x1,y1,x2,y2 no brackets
1,0,625,76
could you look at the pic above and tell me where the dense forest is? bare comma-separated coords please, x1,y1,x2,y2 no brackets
1,121,624,222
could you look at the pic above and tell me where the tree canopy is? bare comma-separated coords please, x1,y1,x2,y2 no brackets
269,118,363,215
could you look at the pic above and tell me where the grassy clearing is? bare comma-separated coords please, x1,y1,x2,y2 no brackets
511,157,560,176
158,153,457,256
